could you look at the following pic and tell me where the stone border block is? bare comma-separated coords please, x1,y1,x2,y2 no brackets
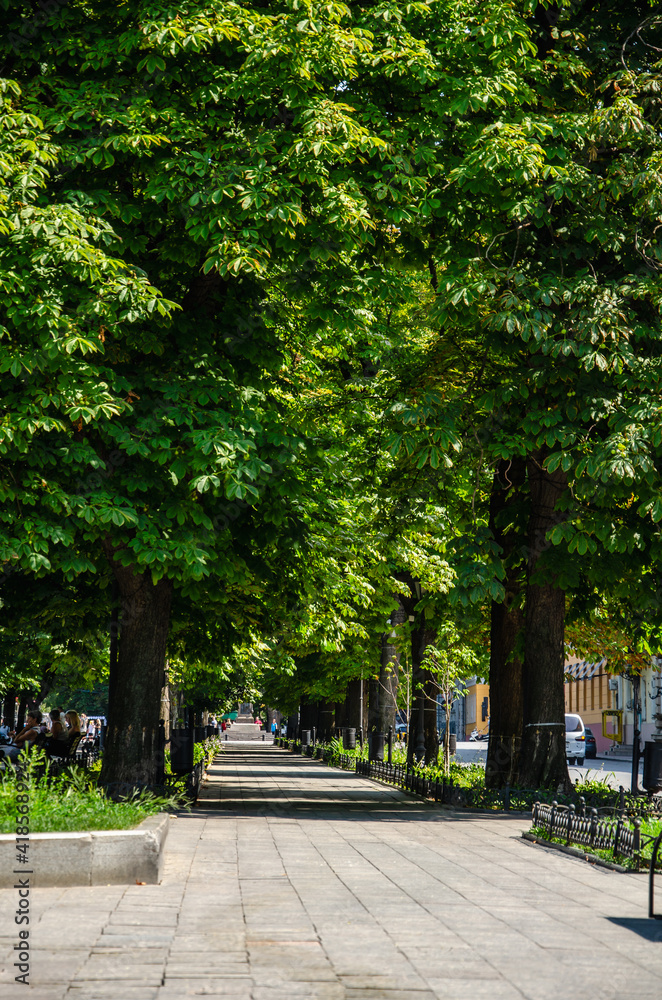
0,813,169,887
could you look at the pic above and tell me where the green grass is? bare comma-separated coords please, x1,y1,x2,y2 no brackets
529,816,662,871
0,749,181,834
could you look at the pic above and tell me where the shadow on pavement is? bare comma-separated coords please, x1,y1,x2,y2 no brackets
188,748,530,823
607,917,662,941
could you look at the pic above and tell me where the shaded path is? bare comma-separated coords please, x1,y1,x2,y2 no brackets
1,745,661,999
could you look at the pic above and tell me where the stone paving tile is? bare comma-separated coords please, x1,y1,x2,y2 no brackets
428,980,523,999
251,984,344,1000
66,986,160,999
72,960,164,985
107,909,179,926
158,982,254,999
165,968,248,980
4,987,68,1000
1,746,661,999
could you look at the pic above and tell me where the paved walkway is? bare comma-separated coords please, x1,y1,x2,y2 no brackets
1,745,661,1000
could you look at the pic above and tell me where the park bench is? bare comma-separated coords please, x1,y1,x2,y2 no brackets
46,733,84,773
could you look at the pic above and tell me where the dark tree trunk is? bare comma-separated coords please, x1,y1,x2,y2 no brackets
299,699,317,735
2,690,16,729
100,559,173,788
394,575,438,766
287,713,299,740
378,599,406,737
518,453,569,790
345,678,365,732
16,695,27,731
407,621,438,766
32,665,57,710
334,699,347,731
368,676,380,734
318,699,334,741
486,458,526,788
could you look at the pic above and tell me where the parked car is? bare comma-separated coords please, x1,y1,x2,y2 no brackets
395,722,408,738
565,713,586,765
584,726,597,759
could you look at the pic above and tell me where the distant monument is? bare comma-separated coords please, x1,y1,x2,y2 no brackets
226,703,265,741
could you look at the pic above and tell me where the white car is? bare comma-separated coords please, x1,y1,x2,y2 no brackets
565,713,586,765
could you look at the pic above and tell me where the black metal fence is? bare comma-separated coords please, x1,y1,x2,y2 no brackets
531,799,655,865
355,758,528,809
275,737,662,818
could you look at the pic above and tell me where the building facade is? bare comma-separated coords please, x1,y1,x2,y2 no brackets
564,656,662,753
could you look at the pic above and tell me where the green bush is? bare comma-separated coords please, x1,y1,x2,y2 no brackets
0,749,178,834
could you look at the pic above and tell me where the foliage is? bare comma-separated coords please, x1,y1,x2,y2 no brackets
163,736,221,777
1,0,662,752
529,819,662,872
43,681,109,717
0,749,176,833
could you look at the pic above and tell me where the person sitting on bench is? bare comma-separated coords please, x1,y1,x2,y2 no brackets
0,711,42,762
46,710,82,759
42,709,70,757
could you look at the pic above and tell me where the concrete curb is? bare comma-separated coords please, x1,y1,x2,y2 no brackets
0,812,169,887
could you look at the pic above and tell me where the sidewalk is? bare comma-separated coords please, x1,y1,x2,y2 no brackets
1,745,661,1000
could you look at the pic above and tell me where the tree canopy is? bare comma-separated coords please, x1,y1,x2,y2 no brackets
1,1,661,787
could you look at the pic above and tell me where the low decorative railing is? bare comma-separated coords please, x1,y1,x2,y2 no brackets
530,799,656,865
274,737,662,820
533,801,654,860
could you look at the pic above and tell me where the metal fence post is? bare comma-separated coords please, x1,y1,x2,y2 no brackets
634,817,642,866
590,807,598,847
649,831,662,919
567,803,575,845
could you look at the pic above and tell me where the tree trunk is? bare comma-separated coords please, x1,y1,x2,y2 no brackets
378,599,405,737
16,695,27,732
318,699,334,741
345,679,365,733
299,699,317,735
368,676,380,734
518,453,569,790
407,621,438,766
2,690,16,729
287,713,299,740
100,559,173,789
32,665,57,710
486,457,526,788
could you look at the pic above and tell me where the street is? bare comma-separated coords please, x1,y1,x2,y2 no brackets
452,742,642,792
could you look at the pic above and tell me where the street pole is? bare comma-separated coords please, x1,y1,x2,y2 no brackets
631,673,641,795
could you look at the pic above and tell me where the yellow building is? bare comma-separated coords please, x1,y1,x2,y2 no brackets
565,656,662,753
463,678,489,739
564,657,613,753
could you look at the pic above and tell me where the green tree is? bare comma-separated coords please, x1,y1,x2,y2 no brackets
0,1,447,783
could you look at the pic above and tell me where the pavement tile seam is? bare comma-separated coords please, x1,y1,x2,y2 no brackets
10,745,661,999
